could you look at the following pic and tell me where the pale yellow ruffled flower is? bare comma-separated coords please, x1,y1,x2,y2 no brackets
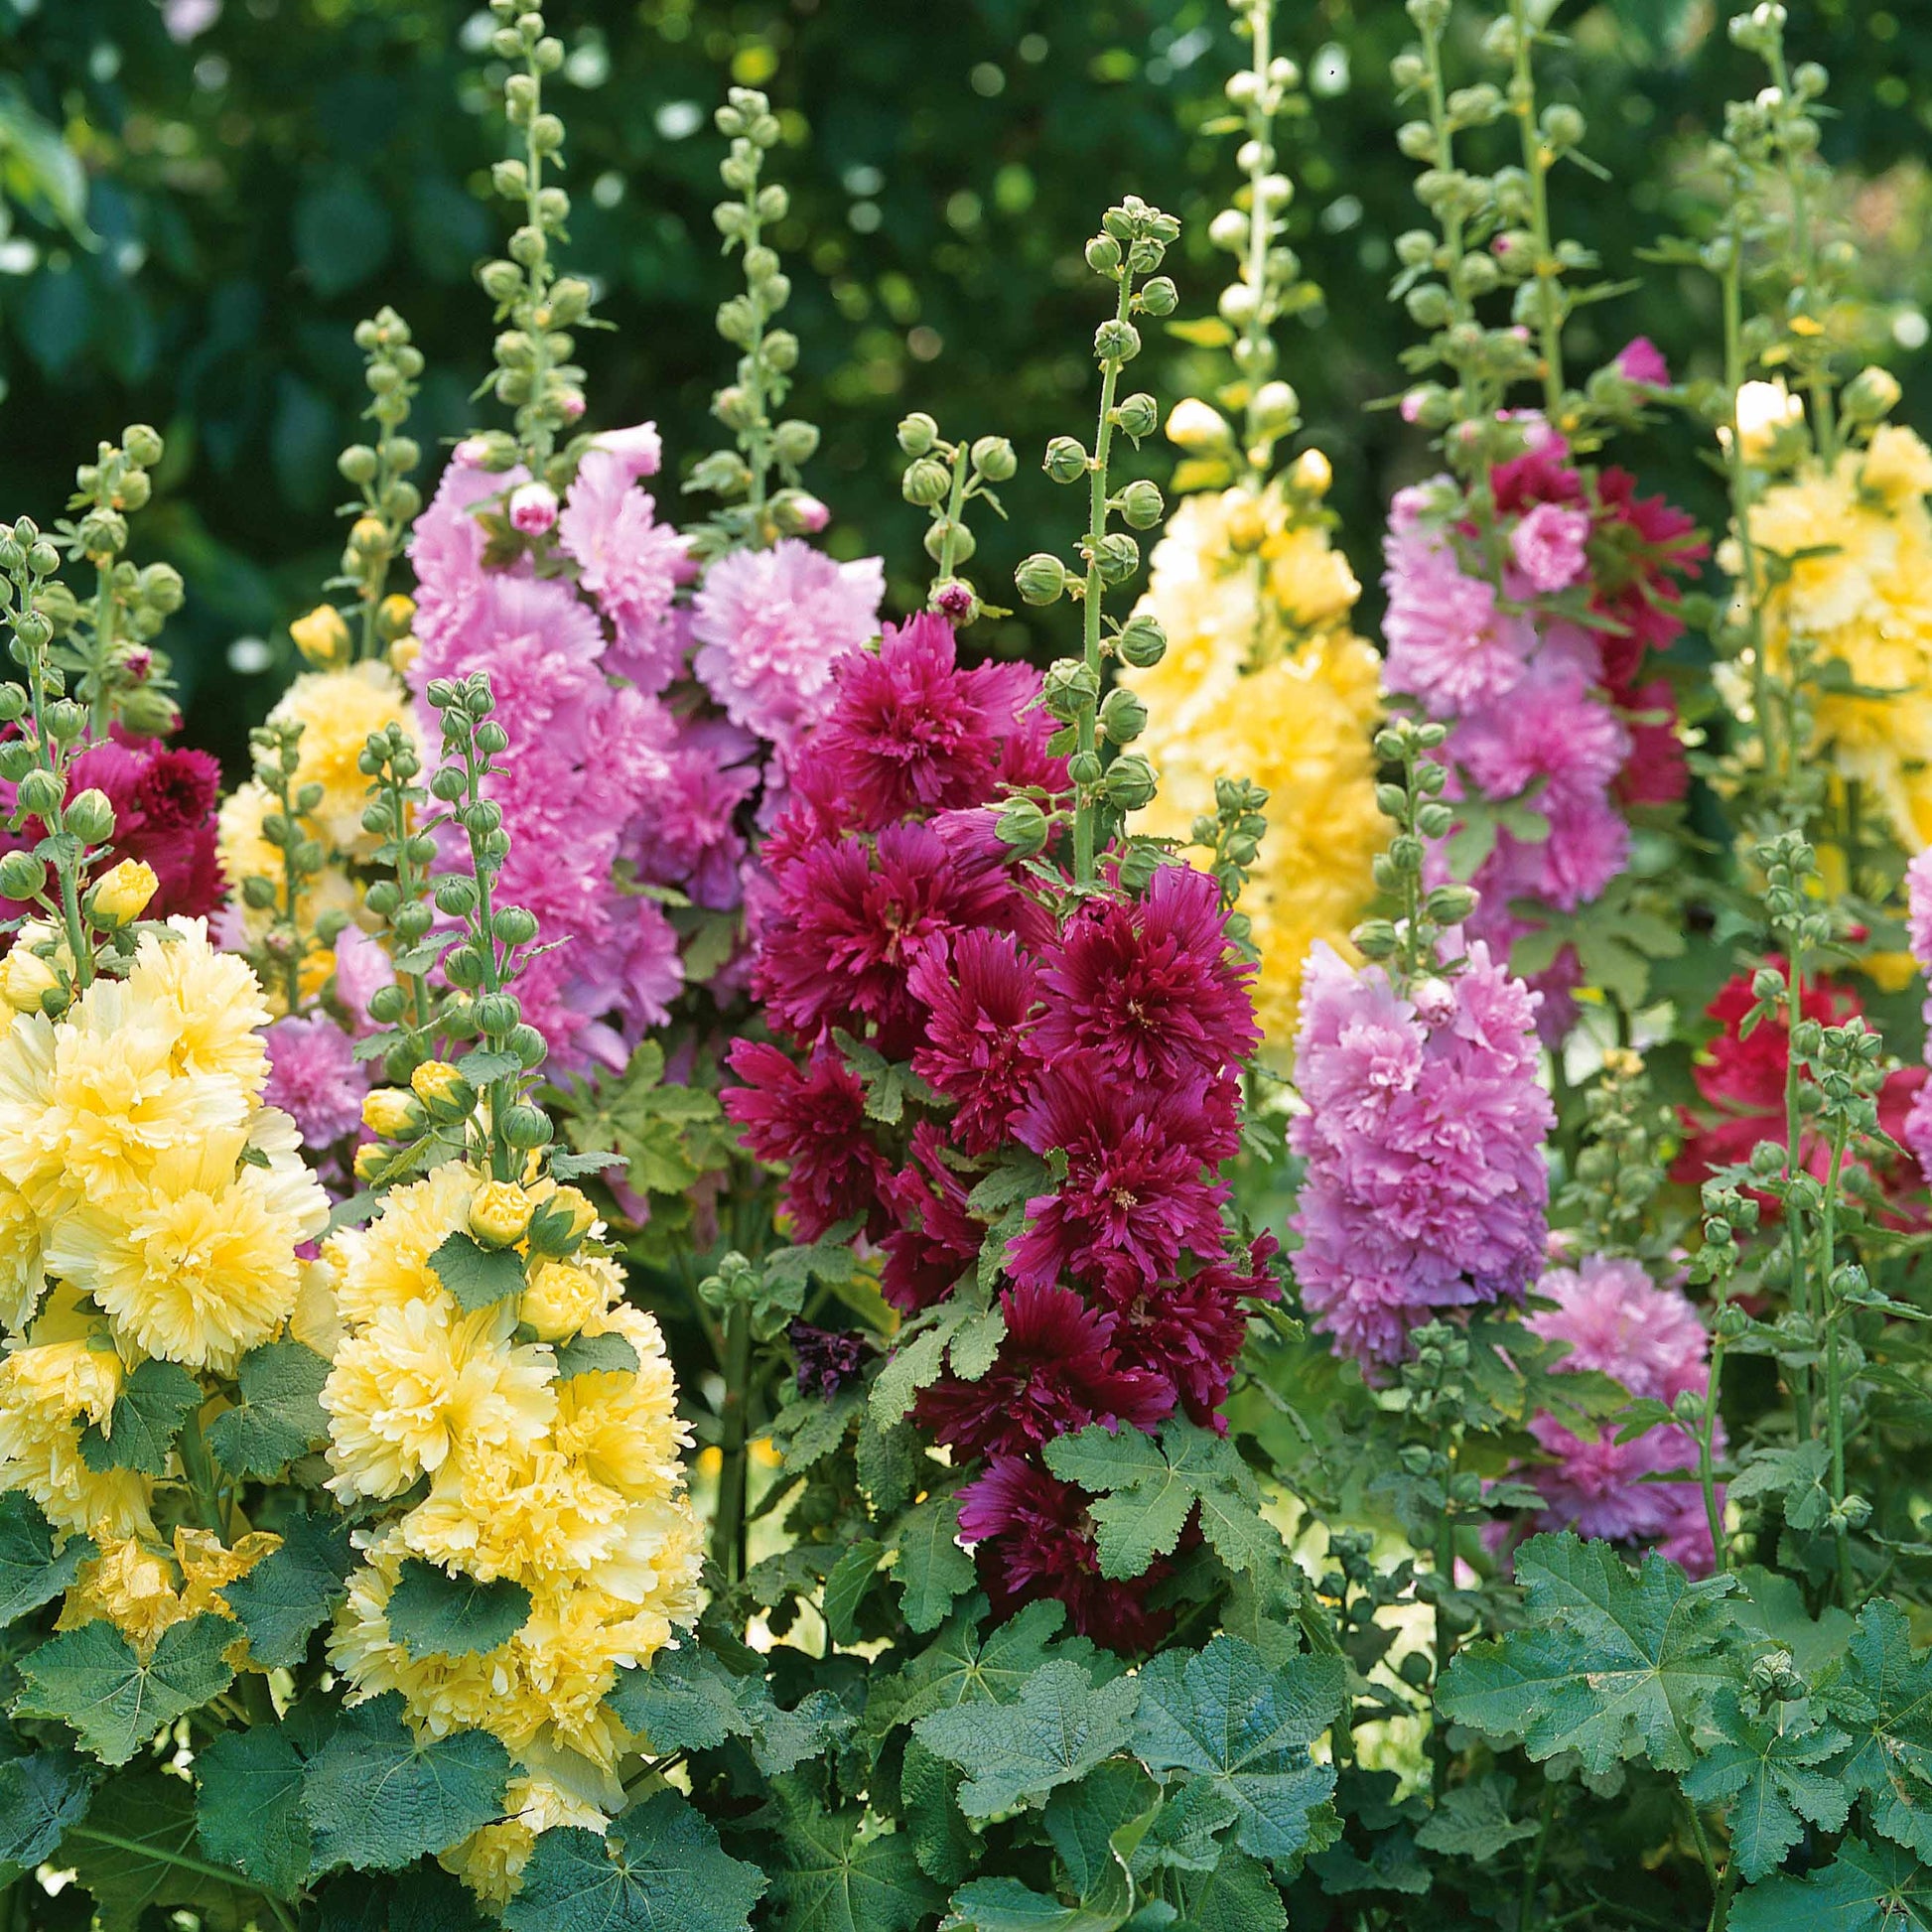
265,661,412,860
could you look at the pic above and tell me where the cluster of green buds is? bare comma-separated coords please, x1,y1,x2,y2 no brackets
685,87,824,555
357,672,549,1188
476,2,590,483
297,307,425,670
1189,776,1270,939
1167,0,1311,488
1353,716,1476,984
1013,198,1179,888
0,517,167,1002
32,427,184,739
896,413,1017,623
1557,1045,1675,1259
357,722,441,1071
236,720,334,1016
1389,0,1643,476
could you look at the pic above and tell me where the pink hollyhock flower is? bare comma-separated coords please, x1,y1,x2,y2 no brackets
724,1038,895,1241
916,1282,1173,1460
1010,1072,1234,1296
1034,863,1260,1089
1291,941,1553,1366
907,929,1042,1156
586,421,663,483
1519,1255,1720,1574
1615,338,1671,386
410,456,530,653
1509,501,1591,594
813,613,1040,828
508,483,559,535
1613,679,1690,807
623,715,758,912
691,539,885,763
957,1456,1174,1648
1383,503,1540,716
557,453,693,695
262,1012,369,1149
331,924,397,1033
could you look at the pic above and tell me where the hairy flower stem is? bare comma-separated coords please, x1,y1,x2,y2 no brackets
1507,0,1565,418
1235,0,1276,486
1782,946,1814,1442
455,727,517,1182
1821,1114,1855,1607
1073,276,1135,889
713,1302,753,1587
19,639,92,989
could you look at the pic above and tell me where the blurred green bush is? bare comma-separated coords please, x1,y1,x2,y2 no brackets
1,0,1928,765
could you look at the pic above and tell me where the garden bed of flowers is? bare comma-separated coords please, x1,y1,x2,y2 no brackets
3,1,1932,1928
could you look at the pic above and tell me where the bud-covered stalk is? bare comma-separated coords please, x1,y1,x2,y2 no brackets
897,413,1016,622
243,720,328,1017
1501,0,1567,419
480,1,584,476
358,722,440,1066
1354,716,1470,987
331,307,425,662
688,87,821,552
0,518,93,988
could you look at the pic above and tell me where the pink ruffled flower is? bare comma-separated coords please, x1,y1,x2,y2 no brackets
263,1012,369,1149
1508,501,1591,594
557,451,693,694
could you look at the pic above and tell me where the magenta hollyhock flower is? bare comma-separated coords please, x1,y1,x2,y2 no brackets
1508,500,1591,594
916,1282,1173,1460
691,539,885,763
1034,863,1260,1088
1518,1255,1720,1574
956,1456,1173,1649
1010,1072,1234,1296
723,1038,894,1241
880,1125,984,1313
1905,850,1932,1182
753,822,1026,1056
262,1012,369,1149
813,613,1040,828
790,1320,867,1399
1614,337,1671,386
1291,941,1553,1366
907,929,1042,1155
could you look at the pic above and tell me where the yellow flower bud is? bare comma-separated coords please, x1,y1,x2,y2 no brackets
521,1258,612,1339
348,515,388,557
88,858,159,927
361,1086,424,1139
376,593,417,640
1165,397,1234,453
527,1183,599,1257
0,947,60,1014
1733,378,1804,460
411,1059,474,1117
1290,448,1333,497
469,1180,534,1249
388,634,422,676
290,604,352,669
1224,489,1269,553
352,1143,388,1184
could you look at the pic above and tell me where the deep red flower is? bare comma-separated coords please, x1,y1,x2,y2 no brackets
880,1124,983,1313
722,1038,894,1240
1612,677,1690,808
907,928,1042,1155
753,821,1025,1056
814,614,1040,828
956,1455,1173,1650
916,1282,1173,1459
1034,864,1259,1089
1009,1070,1233,1295
1588,468,1706,688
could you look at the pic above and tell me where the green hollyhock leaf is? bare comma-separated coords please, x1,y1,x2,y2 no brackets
1682,1690,1851,1880
206,1341,331,1478
608,1644,849,1776
1731,1835,1932,1931
223,1512,352,1670
502,1791,765,1932
0,1747,92,1867
385,1559,532,1660
16,1614,236,1766
1438,1533,1740,1774
67,1768,260,1932
301,1691,511,1871
429,1231,525,1311
1045,1758,1160,1895
822,1539,886,1646
195,1725,310,1899
900,1735,978,1887
883,1597,1106,1735
1411,1775,1541,1860
759,1778,942,1932
1132,1636,1341,1873
0,1490,93,1627
893,1495,974,1634
1173,1848,1287,1932
1043,1420,1284,1579
553,1330,639,1379
915,1658,1140,1818
79,1357,202,1476
1821,1597,1932,1859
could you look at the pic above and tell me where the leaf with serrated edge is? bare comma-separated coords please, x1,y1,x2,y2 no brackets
1132,1636,1341,1872
822,1540,886,1647
385,1558,532,1660
206,1341,330,1478
894,1495,974,1635
1730,1834,1932,1931
0,1491,93,1627
428,1231,525,1312
1821,1597,1932,1859
16,1615,235,1767
78,1358,202,1476
223,1513,351,1670
68,1768,258,1932
0,1749,91,1867
501,1792,765,1932
760,1780,942,1932
195,1726,309,1899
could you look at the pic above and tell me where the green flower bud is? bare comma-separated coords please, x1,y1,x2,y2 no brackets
901,457,952,508
1117,479,1164,529
502,1103,554,1150
1016,553,1069,606
1094,318,1142,363
772,419,820,466
1101,754,1157,810
1844,364,1902,425
1041,657,1101,719
1085,233,1123,275
65,787,117,844
1066,751,1104,786
1137,276,1177,317
1043,437,1089,484
1207,208,1248,253
1116,615,1167,669
1094,531,1141,585
0,850,47,900
923,519,975,565
1113,392,1159,441
896,412,939,456
994,797,1049,857
970,436,1017,482
493,906,539,946
478,991,523,1035
434,876,480,916
1098,686,1148,745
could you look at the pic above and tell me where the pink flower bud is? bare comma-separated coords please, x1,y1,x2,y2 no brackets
122,647,153,681
508,482,559,535
790,492,831,534
592,422,663,483
1400,391,1426,425
561,391,587,421
1614,336,1670,387
454,436,492,467
934,581,975,621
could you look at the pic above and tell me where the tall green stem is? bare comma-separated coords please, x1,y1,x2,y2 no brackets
1820,1114,1854,1607
1236,0,1275,486
1782,947,1813,1442
712,1303,753,1587
1508,0,1564,417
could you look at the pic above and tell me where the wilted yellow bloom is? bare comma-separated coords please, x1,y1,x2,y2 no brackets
59,1526,279,1656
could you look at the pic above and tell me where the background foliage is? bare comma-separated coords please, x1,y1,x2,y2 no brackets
1,0,1930,765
